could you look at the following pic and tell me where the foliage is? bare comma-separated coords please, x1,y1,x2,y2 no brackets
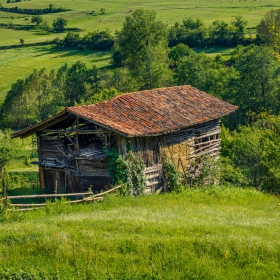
52,17,67,32
226,45,280,127
0,63,116,127
56,30,114,51
257,9,280,52
31,15,43,25
112,9,172,89
168,43,192,66
220,115,280,192
0,130,16,173
86,88,120,104
186,156,220,187
169,16,250,48
163,154,182,191
106,149,146,196
174,50,237,99
0,5,70,15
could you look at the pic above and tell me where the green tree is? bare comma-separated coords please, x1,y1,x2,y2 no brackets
257,9,280,52
230,45,280,125
220,115,280,192
53,17,67,32
31,15,43,25
63,32,80,47
168,43,193,66
174,51,237,98
209,20,232,46
112,9,171,89
64,61,89,105
0,79,26,128
168,18,207,48
0,130,16,196
231,16,248,44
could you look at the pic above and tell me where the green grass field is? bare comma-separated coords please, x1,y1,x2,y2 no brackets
0,45,111,103
1,187,279,279
1,0,280,48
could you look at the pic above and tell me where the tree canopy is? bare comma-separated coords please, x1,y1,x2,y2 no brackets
53,17,67,32
112,9,171,89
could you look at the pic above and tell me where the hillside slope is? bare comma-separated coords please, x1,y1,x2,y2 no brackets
1,186,280,279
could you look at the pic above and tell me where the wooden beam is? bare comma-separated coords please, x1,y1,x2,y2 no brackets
19,114,71,138
74,117,80,154
41,129,109,135
36,134,45,190
6,191,93,199
6,185,121,200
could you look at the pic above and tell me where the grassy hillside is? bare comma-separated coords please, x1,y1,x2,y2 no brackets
0,46,111,103
1,187,280,279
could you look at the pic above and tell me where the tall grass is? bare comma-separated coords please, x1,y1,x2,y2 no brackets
1,186,280,279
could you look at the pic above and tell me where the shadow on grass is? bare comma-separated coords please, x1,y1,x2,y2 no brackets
0,24,34,31
194,46,234,56
32,46,112,61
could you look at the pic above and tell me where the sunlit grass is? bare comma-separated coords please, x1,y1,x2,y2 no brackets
1,187,280,279
0,0,279,47
0,45,111,103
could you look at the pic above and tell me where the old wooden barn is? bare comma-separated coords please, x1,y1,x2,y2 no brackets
12,85,237,194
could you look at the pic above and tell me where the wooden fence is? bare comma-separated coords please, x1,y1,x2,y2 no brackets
1,185,121,211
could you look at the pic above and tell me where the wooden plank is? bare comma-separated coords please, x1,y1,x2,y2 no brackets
42,129,108,135
6,185,121,200
196,129,221,140
146,179,162,187
10,197,104,207
11,203,47,207
36,134,45,190
74,117,80,154
73,172,110,177
42,129,72,133
93,185,121,197
7,192,93,199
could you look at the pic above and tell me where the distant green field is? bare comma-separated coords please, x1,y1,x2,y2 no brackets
0,0,279,46
1,187,280,279
0,0,279,104
0,45,111,103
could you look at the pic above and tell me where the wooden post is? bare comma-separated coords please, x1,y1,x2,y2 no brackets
74,117,80,191
36,133,45,191
74,117,80,155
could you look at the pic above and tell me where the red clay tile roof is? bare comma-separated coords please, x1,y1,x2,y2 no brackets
13,85,238,138
67,85,237,136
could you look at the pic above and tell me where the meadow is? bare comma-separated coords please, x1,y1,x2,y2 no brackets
1,0,280,103
0,186,279,279
0,46,111,102
1,0,280,47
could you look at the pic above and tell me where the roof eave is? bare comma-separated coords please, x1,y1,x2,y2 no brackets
12,110,69,139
